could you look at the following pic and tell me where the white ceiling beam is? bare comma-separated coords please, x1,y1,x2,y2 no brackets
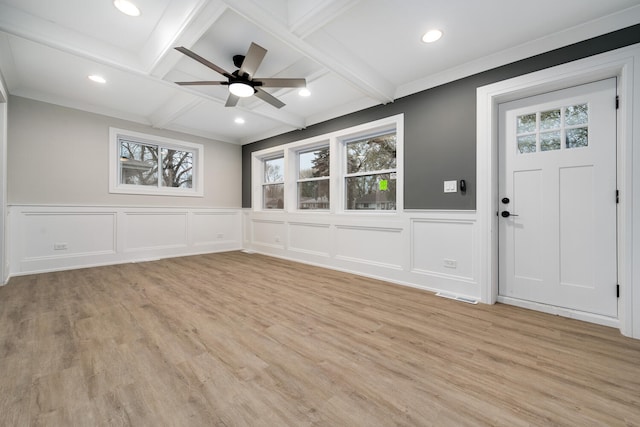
146,0,229,78
224,0,396,104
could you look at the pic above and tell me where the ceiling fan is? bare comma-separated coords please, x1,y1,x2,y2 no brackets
174,42,306,109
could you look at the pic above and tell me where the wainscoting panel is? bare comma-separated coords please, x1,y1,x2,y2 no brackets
251,219,286,249
243,210,480,300
123,211,188,252
8,205,243,276
22,211,116,259
10,205,481,300
288,222,331,257
335,225,403,269
411,218,475,281
191,211,241,247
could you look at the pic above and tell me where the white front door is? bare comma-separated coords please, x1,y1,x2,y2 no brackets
498,78,618,318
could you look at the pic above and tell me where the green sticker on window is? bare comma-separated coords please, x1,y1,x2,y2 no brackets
379,179,388,191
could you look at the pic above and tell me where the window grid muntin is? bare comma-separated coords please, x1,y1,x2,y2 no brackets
118,137,195,190
516,103,589,154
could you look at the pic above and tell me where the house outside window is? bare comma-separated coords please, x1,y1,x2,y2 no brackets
297,147,330,210
109,128,203,197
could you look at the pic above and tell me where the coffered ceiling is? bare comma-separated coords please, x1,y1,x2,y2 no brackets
0,0,639,144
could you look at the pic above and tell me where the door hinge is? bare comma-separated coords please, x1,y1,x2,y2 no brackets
616,189,620,204
617,284,620,298
616,96,619,109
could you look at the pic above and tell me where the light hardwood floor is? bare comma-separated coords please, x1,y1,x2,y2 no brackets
1,251,639,426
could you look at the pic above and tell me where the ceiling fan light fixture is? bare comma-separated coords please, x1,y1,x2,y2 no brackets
114,0,141,17
422,29,443,43
229,82,255,98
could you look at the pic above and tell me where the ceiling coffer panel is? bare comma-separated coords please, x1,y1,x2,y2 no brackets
0,0,637,144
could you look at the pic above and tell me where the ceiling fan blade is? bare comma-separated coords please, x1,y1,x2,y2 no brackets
175,81,227,86
225,93,240,107
239,42,267,79
175,46,231,78
258,78,306,88
254,88,285,109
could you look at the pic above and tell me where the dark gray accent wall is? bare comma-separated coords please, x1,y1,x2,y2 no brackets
242,24,640,209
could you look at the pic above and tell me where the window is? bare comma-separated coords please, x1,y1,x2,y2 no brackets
263,156,284,209
109,128,203,196
251,114,403,212
297,147,330,210
344,130,397,210
516,103,589,154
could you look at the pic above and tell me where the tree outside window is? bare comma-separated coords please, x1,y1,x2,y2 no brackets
119,140,193,189
263,156,284,209
344,132,396,210
110,128,202,197
297,147,330,210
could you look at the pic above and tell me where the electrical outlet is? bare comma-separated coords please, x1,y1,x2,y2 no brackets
275,235,281,243
54,243,68,250
443,259,457,268
217,233,224,239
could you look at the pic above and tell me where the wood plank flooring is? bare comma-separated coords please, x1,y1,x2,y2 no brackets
1,251,639,426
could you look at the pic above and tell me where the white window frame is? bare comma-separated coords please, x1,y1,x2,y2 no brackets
250,114,403,214
109,127,204,197
340,126,398,212
261,154,285,210
296,143,330,211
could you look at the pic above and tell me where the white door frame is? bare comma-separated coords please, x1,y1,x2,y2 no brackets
0,76,7,285
477,43,639,338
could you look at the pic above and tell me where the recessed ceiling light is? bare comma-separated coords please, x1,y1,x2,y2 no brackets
299,88,311,97
422,29,443,43
114,0,140,17
234,117,245,124
88,75,106,84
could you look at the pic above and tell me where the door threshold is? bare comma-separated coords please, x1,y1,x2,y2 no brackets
497,296,619,328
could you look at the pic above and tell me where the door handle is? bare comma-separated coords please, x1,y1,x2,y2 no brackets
501,211,519,218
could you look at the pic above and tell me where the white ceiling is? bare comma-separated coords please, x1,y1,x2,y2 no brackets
0,0,639,145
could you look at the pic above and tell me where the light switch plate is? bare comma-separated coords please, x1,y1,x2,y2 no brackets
444,180,457,193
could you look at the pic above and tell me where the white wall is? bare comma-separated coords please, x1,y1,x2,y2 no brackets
0,77,7,283
7,96,241,207
5,96,243,278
